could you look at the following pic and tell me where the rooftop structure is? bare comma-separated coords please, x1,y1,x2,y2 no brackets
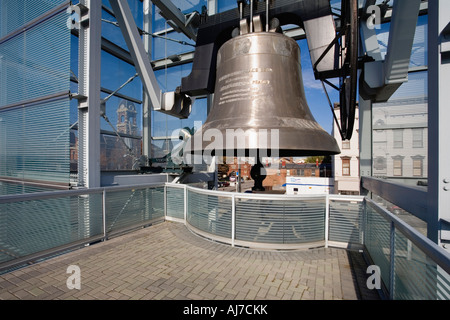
1,0,450,306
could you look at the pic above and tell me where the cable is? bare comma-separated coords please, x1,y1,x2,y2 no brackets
101,18,195,47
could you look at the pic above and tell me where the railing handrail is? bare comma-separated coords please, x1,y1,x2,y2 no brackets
366,198,450,276
1,181,366,204
175,183,330,201
2,180,450,292
0,182,165,204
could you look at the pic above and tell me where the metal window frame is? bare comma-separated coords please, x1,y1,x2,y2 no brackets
76,0,102,188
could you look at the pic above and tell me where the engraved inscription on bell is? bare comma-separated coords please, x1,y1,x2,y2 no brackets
185,32,340,157
218,68,273,106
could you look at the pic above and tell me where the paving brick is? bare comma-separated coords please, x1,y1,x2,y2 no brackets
0,222,378,301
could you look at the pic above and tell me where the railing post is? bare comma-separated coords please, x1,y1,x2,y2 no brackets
389,220,396,300
163,184,167,218
361,198,366,246
231,194,235,247
184,185,187,225
325,194,329,248
102,189,107,241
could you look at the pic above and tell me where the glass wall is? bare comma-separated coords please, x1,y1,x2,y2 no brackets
70,0,144,173
371,15,428,187
362,7,430,236
150,0,208,168
0,1,71,194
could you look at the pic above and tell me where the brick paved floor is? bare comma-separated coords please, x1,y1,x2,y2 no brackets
0,221,379,300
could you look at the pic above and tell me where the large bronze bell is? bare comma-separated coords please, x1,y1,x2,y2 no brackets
184,31,340,160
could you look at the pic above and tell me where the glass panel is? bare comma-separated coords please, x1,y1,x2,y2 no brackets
0,0,68,38
329,199,363,244
0,8,71,189
235,198,325,244
393,228,444,300
166,186,185,219
0,98,71,185
365,202,391,291
187,190,232,239
0,11,70,107
105,187,165,235
372,72,428,186
0,193,103,265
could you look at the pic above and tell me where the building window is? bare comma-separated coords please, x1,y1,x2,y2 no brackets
412,128,424,148
393,158,403,176
412,156,425,177
393,129,403,149
374,157,387,171
413,159,422,176
342,140,350,149
342,158,350,176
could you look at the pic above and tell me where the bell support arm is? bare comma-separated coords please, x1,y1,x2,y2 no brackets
109,0,191,119
360,0,422,102
152,0,199,42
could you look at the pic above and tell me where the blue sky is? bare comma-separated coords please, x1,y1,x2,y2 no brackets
83,2,427,140
298,39,338,135
81,1,341,139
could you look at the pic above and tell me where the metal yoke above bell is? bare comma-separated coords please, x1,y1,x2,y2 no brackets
185,31,340,157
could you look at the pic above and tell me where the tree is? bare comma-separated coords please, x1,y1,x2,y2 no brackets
304,155,332,165
218,163,229,179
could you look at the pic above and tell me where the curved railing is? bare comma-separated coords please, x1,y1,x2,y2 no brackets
2,181,449,300
165,183,364,250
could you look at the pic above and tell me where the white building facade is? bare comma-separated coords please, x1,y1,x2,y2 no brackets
333,104,360,195
372,97,428,186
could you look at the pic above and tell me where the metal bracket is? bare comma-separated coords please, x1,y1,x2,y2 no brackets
360,0,421,102
109,0,192,119
75,3,90,26
157,87,193,119
152,0,199,41
440,218,450,241
441,21,450,53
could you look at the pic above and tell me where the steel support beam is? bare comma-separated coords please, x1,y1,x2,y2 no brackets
304,14,338,73
362,176,428,223
142,0,152,160
358,0,379,192
109,0,162,112
109,0,191,119
358,96,372,187
427,0,450,248
152,0,198,41
360,0,421,102
77,0,102,188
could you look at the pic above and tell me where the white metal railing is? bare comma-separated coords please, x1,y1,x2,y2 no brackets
0,183,165,272
1,181,450,300
165,183,365,250
364,198,450,300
